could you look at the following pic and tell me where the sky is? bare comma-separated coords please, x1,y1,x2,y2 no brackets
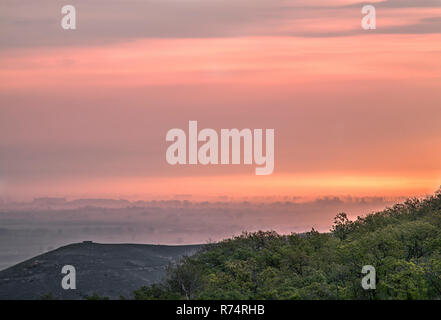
1,0,441,201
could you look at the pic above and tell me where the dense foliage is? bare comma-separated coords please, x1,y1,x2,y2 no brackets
134,190,441,300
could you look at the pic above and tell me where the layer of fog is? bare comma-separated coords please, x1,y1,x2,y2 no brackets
0,196,402,270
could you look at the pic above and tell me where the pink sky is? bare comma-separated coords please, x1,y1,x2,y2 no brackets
1,0,441,201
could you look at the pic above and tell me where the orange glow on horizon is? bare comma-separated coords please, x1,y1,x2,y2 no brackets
4,172,440,202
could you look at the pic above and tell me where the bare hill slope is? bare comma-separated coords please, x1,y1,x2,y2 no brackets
0,242,201,300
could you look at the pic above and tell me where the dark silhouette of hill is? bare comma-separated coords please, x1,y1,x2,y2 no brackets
0,242,201,300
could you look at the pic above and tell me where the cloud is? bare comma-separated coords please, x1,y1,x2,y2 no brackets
374,16,441,34
368,0,441,8
1,0,440,49
343,0,441,8
0,0,290,48
283,16,441,37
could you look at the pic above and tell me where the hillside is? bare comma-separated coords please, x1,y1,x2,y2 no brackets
0,242,201,300
135,191,441,300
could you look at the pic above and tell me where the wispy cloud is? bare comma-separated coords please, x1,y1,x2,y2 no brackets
1,0,440,49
